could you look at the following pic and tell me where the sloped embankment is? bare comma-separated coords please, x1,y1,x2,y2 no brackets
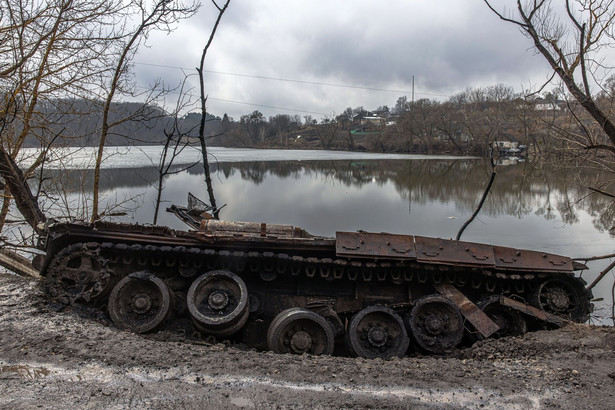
1,273,614,409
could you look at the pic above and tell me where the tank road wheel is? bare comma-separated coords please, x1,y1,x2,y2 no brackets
475,295,526,340
346,305,409,360
267,308,334,356
409,295,464,354
108,271,172,333
187,270,249,337
530,276,591,322
46,244,111,305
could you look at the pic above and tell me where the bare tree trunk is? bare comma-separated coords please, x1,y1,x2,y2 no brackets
346,130,355,150
153,135,173,225
196,0,231,219
0,188,13,231
0,146,45,232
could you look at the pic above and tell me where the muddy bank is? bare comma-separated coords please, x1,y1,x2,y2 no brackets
1,273,614,409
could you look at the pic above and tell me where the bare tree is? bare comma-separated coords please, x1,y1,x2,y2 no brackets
484,0,615,151
0,0,130,232
195,0,231,219
312,116,338,149
433,102,465,155
336,107,356,149
152,76,199,225
393,96,411,115
91,0,199,221
303,115,317,126
268,114,301,146
240,110,266,145
0,0,202,244
397,98,439,154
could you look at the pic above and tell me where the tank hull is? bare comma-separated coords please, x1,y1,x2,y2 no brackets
39,220,593,358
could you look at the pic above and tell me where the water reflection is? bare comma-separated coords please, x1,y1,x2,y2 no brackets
40,158,615,236
211,159,614,234
40,156,615,322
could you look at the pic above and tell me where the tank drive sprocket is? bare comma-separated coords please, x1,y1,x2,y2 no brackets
46,243,112,305
529,276,592,322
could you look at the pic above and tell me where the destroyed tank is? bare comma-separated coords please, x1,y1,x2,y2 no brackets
37,201,593,359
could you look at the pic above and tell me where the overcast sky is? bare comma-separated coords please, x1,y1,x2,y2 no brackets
135,0,556,120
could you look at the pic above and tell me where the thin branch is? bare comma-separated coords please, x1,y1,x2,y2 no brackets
588,186,615,199
456,149,497,240
587,259,615,290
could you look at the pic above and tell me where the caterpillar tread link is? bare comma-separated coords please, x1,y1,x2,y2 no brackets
38,205,592,359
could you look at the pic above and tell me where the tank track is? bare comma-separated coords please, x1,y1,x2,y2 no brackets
47,241,559,300
43,217,593,359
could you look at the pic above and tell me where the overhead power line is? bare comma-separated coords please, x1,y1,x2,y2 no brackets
135,61,449,97
134,85,330,116
207,96,329,116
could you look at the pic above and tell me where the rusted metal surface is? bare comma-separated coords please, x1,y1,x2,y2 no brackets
498,296,566,326
434,283,500,338
166,205,202,230
38,216,593,359
201,220,316,239
415,236,495,267
336,231,416,259
494,246,573,272
336,232,577,273
48,221,335,251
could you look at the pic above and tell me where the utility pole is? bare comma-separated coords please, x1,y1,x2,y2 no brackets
412,75,415,105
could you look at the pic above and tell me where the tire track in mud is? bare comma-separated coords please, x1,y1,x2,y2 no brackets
0,359,552,409
1,274,614,409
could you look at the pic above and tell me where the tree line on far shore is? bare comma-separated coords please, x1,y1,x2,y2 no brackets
24,77,615,162
210,80,615,158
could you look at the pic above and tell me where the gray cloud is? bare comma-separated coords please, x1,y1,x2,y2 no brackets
136,0,558,119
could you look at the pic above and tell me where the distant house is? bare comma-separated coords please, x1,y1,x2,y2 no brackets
372,107,390,118
361,115,385,126
349,108,393,128
491,140,527,156
534,98,566,111
350,109,388,127
352,113,364,125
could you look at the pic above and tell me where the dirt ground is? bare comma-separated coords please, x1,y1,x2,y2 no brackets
1,273,614,409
